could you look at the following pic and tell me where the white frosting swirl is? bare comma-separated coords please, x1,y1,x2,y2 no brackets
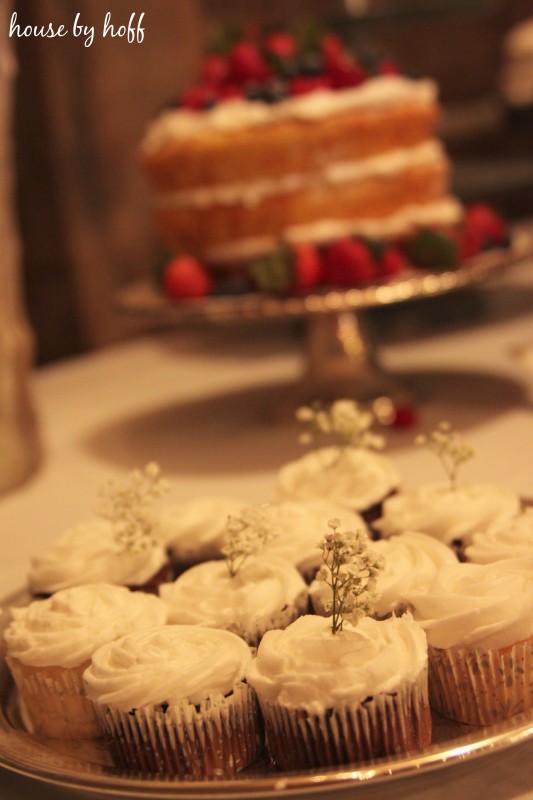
260,499,368,576
246,614,427,714
4,584,168,668
158,496,245,562
465,508,533,564
84,625,252,710
159,556,307,642
411,560,533,650
374,482,520,546
28,518,168,594
310,531,458,618
141,76,437,151
277,447,399,512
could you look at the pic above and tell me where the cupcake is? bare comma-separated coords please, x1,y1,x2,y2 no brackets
310,530,458,619
157,495,245,572
374,423,520,555
465,508,533,564
83,625,262,778
260,499,369,582
3,583,167,738
246,521,430,769
410,559,533,725
277,400,399,523
159,554,307,646
28,518,170,596
29,463,172,596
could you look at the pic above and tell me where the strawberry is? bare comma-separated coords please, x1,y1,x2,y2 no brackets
391,404,417,428
323,238,377,286
264,31,297,60
377,58,400,76
321,33,344,62
162,256,212,300
290,243,323,291
200,54,230,87
289,74,332,95
379,245,411,277
229,40,271,85
464,203,507,246
179,84,218,111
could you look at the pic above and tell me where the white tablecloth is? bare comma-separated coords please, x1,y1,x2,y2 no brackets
1,256,533,799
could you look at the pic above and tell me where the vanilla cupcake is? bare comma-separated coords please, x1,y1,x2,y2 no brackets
374,483,520,555
465,508,533,564
411,560,533,725
260,499,369,581
159,555,307,646
3,584,167,738
158,495,246,572
277,400,399,524
84,625,262,778
310,531,458,618
246,614,430,770
28,518,170,596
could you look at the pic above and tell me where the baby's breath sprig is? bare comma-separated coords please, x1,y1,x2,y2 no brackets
414,421,475,491
296,399,385,457
98,462,169,554
222,506,278,578
316,519,384,635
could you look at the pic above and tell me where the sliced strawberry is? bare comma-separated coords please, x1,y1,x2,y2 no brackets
162,256,212,300
323,238,377,286
289,74,332,95
200,54,230,87
290,243,323,291
229,40,271,85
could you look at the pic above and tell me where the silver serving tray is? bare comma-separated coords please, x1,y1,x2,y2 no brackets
2,590,533,799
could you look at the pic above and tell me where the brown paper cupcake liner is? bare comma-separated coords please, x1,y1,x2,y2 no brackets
428,639,533,725
258,670,431,771
7,657,99,738
94,681,263,778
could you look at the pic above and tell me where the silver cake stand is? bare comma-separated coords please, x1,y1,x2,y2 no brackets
117,227,532,412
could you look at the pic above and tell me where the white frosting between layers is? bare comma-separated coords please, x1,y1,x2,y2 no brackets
141,76,437,151
159,556,307,639
28,519,168,595
156,140,446,210
158,496,245,562
4,584,168,668
310,531,458,618
204,197,463,263
411,560,533,650
374,482,520,546
84,625,252,710
245,613,427,714
277,446,400,512
465,508,533,564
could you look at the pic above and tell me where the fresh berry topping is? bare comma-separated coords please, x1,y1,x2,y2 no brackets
229,40,271,85
405,228,459,270
289,74,332,95
290,243,323,291
326,52,366,89
218,83,244,101
391,404,417,428
162,256,212,300
464,203,507,245
379,246,411,277
321,33,344,61
264,31,298,60
180,84,218,111
377,58,400,76
200,54,230,86
323,238,377,286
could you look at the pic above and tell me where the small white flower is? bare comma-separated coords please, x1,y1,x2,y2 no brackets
223,505,278,577
415,421,475,490
295,399,385,456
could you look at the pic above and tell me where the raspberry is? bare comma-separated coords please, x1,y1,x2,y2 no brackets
200,54,230,87
290,243,323,291
289,75,332,95
323,238,377,286
229,40,271,85
162,256,212,300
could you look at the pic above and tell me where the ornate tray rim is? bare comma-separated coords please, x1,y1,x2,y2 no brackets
116,227,533,326
2,590,533,799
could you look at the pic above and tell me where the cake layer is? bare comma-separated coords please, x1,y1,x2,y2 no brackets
140,77,440,190
153,158,450,257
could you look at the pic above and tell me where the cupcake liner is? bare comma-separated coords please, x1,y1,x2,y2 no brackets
7,657,99,738
258,671,431,771
428,639,533,725
94,682,263,778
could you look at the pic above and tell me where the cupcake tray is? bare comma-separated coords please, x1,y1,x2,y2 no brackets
116,226,533,408
2,593,533,799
